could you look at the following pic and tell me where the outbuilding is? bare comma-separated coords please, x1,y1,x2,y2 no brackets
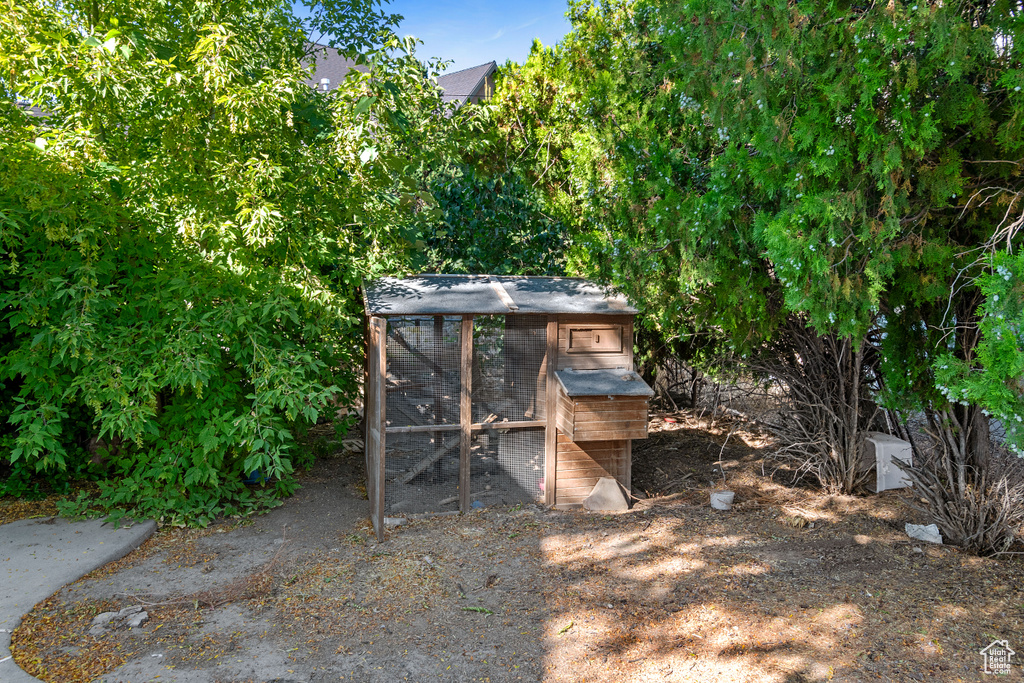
363,275,654,539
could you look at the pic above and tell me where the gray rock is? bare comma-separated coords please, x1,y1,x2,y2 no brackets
116,605,144,619
710,491,735,511
123,612,149,629
905,523,943,544
91,611,118,626
583,477,629,512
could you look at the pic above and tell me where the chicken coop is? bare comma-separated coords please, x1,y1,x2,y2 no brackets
362,275,654,539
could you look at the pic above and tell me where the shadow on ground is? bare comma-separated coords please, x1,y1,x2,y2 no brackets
11,417,1024,682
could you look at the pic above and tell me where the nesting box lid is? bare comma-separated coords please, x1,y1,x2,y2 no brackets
363,275,637,316
554,369,654,398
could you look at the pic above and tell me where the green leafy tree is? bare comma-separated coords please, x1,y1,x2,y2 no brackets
416,162,568,276
0,0,466,524
495,0,1024,494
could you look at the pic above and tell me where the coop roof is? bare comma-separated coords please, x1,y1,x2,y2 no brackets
363,275,638,316
555,369,655,398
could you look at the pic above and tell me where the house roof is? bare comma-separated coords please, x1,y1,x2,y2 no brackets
555,369,654,398
435,61,497,106
16,100,48,118
363,275,637,316
303,43,369,91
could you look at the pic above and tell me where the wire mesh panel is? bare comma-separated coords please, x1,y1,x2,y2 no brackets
385,317,461,429
384,431,461,514
384,317,462,515
382,314,547,517
472,315,547,424
469,427,545,507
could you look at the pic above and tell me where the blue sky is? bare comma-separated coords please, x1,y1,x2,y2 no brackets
386,0,572,72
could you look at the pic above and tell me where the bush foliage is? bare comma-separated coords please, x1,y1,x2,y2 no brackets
0,0,476,524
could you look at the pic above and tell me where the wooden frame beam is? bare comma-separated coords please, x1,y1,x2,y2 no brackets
460,315,473,513
544,315,558,507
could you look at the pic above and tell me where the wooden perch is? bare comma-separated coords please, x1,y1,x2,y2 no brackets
439,490,501,506
388,327,453,379
397,435,460,485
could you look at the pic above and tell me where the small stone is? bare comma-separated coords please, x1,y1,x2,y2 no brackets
383,517,406,527
91,612,118,627
423,555,433,565
912,546,924,554
116,605,144,619
583,477,629,512
124,612,149,629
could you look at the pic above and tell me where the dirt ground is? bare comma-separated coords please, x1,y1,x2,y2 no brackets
7,413,1024,682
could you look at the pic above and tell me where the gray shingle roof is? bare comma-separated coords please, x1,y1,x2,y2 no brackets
303,43,369,91
436,61,497,106
15,100,48,118
555,369,654,398
364,275,637,316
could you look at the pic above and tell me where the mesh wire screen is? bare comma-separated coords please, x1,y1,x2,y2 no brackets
385,317,461,429
383,317,463,514
384,431,461,514
470,427,545,507
382,315,546,516
472,315,547,424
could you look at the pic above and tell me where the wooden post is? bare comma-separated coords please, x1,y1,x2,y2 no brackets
544,315,558,507
625,318,634,495
365,316,387,541
460,315,473,513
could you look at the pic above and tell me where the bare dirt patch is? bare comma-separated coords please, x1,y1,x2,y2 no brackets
11,416,1024,682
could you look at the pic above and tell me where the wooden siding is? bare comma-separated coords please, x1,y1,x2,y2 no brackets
556,391,650,441
555,434,628,506
556,315,633,371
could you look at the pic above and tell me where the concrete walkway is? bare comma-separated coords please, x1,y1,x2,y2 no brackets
1,517,156,682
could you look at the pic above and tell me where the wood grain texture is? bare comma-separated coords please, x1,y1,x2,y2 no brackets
554,437,628,504
571,427,648,441
556,317,633,371
544,315,559,506
366,316,387,541
460,315,473,513
556,389,650,442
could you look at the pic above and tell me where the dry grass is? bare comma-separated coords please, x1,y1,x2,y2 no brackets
10,413,1024,682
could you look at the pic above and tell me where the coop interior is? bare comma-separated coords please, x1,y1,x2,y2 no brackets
383,315,548,515
363,276,654,540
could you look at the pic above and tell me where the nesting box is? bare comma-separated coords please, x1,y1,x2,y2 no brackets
362,275,654,539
